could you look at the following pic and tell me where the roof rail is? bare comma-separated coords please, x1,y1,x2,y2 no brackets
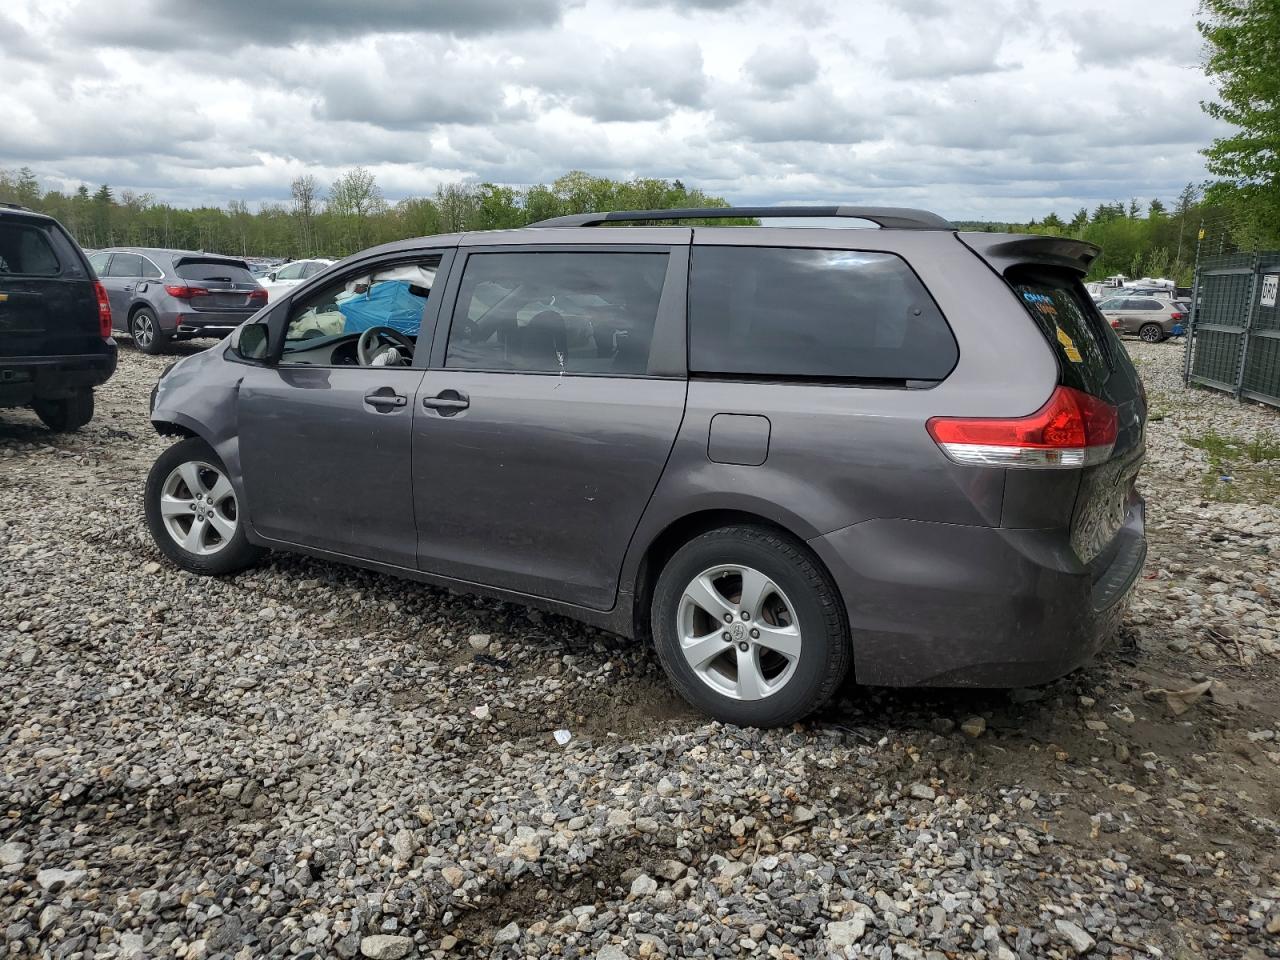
529,205,954,231
0,202,32,212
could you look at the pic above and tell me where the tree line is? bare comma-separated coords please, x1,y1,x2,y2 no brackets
0,167,738,261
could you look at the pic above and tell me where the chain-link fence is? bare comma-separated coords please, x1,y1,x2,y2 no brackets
1184,251,1280,406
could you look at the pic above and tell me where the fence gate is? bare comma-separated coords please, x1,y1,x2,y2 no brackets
1185,251,1280,406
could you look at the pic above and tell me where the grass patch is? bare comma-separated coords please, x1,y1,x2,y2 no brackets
1184,429,1280,502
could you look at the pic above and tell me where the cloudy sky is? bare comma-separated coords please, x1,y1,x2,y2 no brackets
0,0,1223,221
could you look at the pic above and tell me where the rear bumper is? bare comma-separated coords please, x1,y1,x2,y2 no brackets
0,344,118,406
161,310,251,338
809,496,1146,687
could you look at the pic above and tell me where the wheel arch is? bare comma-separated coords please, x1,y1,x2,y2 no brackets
628,508,841,642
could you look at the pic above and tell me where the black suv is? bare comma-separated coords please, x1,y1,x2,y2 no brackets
0,205,116,431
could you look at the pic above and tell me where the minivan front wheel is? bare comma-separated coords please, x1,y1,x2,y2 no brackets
130,308,167,355
651,525,850,727
144,437,262,575
1139,323,1166,344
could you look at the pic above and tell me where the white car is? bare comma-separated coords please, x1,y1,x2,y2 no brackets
258,258,336,302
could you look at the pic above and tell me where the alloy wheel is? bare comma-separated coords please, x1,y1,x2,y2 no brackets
132,312,155,348
158,460,238,556
676,564,801,701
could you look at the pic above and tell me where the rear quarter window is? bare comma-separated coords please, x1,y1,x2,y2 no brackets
1010,270,1116,396
0,222,61,276
688,246,957,382
175,259,256,283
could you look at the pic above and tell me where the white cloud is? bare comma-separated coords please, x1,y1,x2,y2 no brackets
0,0,1226,220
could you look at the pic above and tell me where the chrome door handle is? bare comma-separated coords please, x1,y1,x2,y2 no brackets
365,392,407,408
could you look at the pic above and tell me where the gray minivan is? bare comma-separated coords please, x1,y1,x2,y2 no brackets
143,207,1147,727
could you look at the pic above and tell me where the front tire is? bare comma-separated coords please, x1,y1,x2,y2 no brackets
651,525,850,728
33,389,94,432
130,308,168,355
1139,323,1165,344
144,437,263,576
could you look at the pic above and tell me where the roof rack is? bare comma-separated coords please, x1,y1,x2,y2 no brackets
530,205,954,231
0,202,32,212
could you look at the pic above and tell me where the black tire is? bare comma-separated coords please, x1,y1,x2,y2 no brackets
33,389,94,432
144,437,263,576
1139,323,1165,344
650,524,850,728
130,308,168,355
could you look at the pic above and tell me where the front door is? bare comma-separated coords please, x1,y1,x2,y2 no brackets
101,251,143,319
237,251,451,568
412,243,689,609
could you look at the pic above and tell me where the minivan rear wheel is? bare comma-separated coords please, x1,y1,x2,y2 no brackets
32,389,93,432
144,437,263,575
1139,323,1165,344
130,308,167,355
651,525,850,727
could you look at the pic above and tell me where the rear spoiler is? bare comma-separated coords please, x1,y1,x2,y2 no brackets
957,232,1100,277
175,255,251,270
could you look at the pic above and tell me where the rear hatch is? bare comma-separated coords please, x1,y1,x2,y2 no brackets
0,212,101,359
172,257,264,314
958,234,1146,565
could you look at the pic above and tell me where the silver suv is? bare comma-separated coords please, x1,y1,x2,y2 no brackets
143,207,1147,727
89,248,266,354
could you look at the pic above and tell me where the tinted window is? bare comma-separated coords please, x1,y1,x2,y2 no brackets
87,251,110,275
174,259,256,283
1010,270,1115,396
688,246,956,382
0,223,60,276
106,252,143,278
1137,299,1165,310
1097,298,1124,310
446,252,668,375
141,257,164,279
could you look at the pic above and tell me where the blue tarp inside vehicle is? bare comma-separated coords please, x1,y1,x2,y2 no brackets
339,280,427,336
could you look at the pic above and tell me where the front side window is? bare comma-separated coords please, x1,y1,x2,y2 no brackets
106,252,143,278
275,262,306,281
0,223,61,276
688,246,957,382
445,252,669,375
279,258,440,366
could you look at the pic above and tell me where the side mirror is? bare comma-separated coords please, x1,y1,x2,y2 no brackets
234,322,270,362
268,272,277,282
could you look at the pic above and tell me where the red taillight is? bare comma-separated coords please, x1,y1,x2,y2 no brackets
1170,312,1184,321
93,280,112,338
248,288,267,304
1109,318,1121,329
164,284,210,299
927,386,1118,469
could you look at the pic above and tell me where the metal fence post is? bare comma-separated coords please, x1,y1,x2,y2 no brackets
1183,264,1200,387
1232,251,1262,399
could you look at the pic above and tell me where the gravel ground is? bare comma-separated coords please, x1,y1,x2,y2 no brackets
2,338,1279,960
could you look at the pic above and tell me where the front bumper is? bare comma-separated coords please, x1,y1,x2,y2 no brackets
0,345,118,406
809,497,1146,687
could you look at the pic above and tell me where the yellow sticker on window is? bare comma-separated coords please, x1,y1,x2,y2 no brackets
1056,326,1083,363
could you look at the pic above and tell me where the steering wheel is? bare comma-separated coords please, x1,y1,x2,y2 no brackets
357,326,415,366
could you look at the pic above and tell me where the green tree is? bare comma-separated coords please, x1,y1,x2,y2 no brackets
1199,0,1280,247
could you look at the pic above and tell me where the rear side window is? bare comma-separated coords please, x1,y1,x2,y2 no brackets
0,222,61,276
688,246,957,382
1010,270,1115,396
175,259,256,283
106,252,144,277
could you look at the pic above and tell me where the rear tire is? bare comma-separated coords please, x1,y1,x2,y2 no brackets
130,308,168,355
650,525,850,728
144,437,263,576
1139,323,1165,344
33,389,94,432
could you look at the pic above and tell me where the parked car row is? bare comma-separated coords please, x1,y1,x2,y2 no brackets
1096,295,1189,342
